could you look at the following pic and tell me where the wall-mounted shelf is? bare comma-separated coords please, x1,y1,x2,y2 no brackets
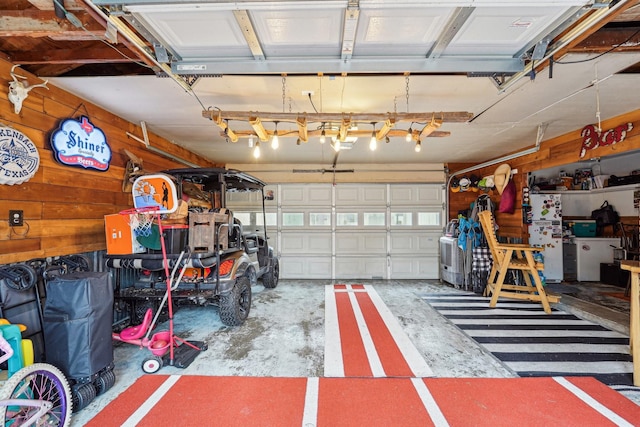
542,183,640,195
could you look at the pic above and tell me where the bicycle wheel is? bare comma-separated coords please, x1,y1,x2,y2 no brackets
0,363,72,427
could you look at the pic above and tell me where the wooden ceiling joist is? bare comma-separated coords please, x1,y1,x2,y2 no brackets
10,46,138,64
0,10,104,39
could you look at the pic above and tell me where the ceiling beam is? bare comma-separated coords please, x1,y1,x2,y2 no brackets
222,129,451,140
570,26,640,53
10,46,139,64
341,0,360,61
0,10,104,39
426,7,474,59
233,9,264,60
28,0,84,10
203,111,473,124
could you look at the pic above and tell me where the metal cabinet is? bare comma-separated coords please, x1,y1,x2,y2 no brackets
563,243,577,281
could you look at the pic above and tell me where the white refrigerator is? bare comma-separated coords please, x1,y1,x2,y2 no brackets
528,194,563,282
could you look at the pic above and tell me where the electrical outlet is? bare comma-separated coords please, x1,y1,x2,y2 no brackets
9,210,23,227
302,90,314,97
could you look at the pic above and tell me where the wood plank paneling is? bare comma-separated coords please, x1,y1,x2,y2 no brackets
0,58,216,265
448,112,640,242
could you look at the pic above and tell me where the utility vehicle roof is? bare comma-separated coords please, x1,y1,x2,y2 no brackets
163,168,266,192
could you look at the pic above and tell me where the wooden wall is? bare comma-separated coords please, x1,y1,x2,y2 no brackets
448,109,640,240
0,59,218,265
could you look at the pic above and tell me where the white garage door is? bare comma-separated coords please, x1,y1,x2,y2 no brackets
271,183,444,280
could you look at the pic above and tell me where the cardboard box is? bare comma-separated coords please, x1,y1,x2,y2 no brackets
105,214,145,255
188,212,229,252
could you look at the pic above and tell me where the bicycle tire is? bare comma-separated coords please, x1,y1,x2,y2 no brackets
0,363,72,427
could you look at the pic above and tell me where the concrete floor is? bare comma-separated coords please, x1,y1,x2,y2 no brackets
72,280,638,426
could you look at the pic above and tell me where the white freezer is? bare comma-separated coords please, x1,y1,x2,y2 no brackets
573,237,620,282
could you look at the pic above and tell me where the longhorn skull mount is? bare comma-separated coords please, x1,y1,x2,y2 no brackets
8,65,49,114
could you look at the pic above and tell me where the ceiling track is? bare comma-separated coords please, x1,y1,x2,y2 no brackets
82,0,193,93
498,0,632,93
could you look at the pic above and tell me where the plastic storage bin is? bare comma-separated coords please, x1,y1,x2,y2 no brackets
572,220,596,237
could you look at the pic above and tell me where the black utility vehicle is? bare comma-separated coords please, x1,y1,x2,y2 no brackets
106,168,279,328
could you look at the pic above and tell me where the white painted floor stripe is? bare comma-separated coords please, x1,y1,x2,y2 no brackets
466,329,627,338
483,343,630,354
324,285,344,377
438,309,567,316
553,377,634,427
121,375,180,427
364,285,433,377
301,377,319,427
347,285,386,377
507,361,633,374
410,378,449,427
448,318,594,325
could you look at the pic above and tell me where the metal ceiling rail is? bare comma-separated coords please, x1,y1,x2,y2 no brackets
83,0,194,93
172,57,525,76
497,0,632,93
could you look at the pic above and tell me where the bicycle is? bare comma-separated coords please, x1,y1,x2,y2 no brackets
0,333,72,426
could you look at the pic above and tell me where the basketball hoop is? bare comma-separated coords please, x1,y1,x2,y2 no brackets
133,212,154,237
120,208,156,237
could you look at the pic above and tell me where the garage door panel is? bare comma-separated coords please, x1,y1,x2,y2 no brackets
390,232,441,255
281,232,332,254
390,184,443,205
390,256,439,279
280,256,331,279
335,257,386,279
335,232,386,254
281,184,332,206
335,185,386,206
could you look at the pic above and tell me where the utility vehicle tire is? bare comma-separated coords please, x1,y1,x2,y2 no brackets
262,256,279,289
219,276,251,326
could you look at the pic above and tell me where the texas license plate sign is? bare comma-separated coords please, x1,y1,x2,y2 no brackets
0,126,40,185
50,116,111,171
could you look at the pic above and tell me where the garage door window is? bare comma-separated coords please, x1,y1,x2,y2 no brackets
337,213,358,226
257,212,278,226
391,212,412,226
364,212,385,226
283,212,304,226
418,212,441,226
310,212,331,226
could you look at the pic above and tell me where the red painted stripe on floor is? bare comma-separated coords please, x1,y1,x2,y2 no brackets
355,291,414,377
89,376,640,426
563,377,640,423
335,291,372,377
351,283,365,290
85,375,168,426
135,376,307,427
334,284,347,290
318,377,432,427
424,377,638,426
